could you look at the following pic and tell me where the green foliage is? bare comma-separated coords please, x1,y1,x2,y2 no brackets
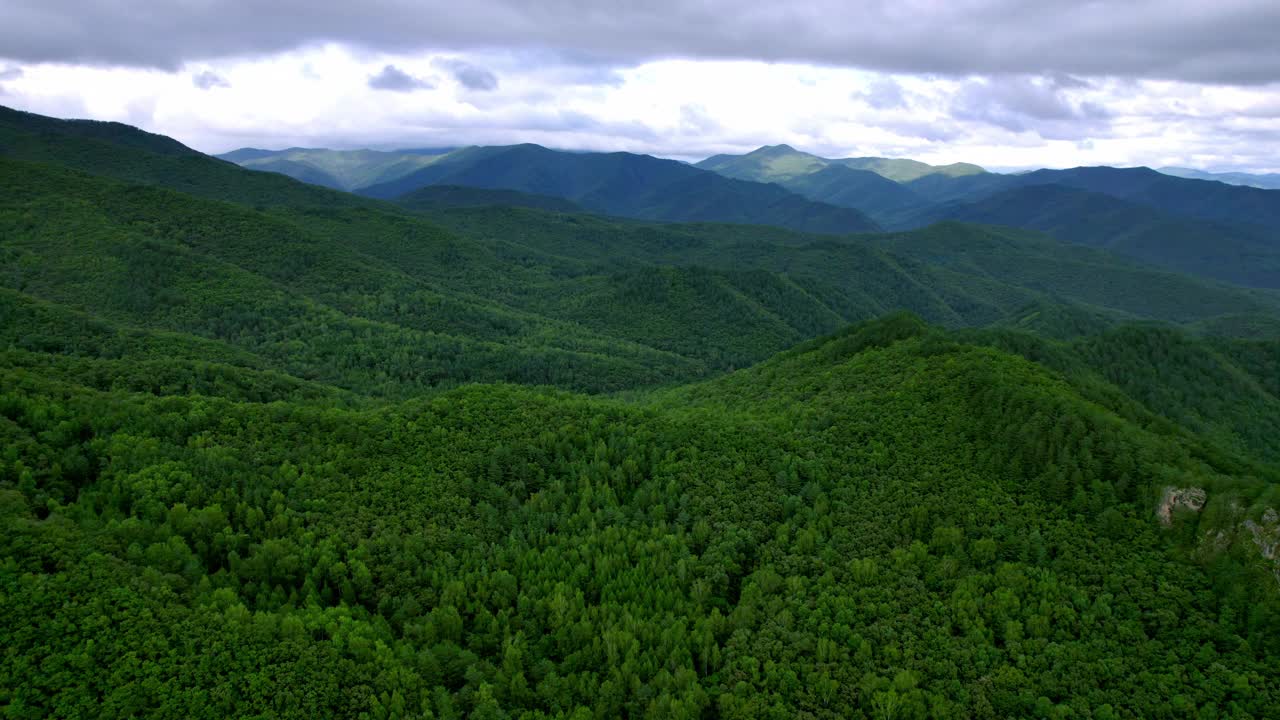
968,324,1280,465
3,108,1280,719
924,184,1280,288
4,316,1280,718
0,105,377,209
1013,166,1280,232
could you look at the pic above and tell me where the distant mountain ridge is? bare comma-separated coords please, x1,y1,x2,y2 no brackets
1159,166,1280,190
694,144,984,226
697,144,987,183
922,183,1280,288
216,146,457,191
353,143,883,233
209,133,1280,290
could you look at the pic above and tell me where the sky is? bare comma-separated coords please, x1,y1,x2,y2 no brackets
2,1,1279,172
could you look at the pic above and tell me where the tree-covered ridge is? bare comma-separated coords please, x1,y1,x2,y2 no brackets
696,144,986,184
395,185,586,214
1159,167,1280,191
907,184,1280,289
4,314,1280,719
432,206,1280,332
961,323,1280,465
0,157,708,395
9,141,1277,399
696,144,1280,291
221,147,457,191
351,143,884,234
0,105,378,210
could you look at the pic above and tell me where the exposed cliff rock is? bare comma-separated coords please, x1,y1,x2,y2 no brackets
1157,486,1207,526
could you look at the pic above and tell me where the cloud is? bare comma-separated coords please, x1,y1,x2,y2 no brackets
368,64,435,91
7,47,1280,174
192,70,230,89
0,65,20,95
434,58,498,91
950,75,1111,139
856,78,906,110
678,103,719,135
4,1,1280,85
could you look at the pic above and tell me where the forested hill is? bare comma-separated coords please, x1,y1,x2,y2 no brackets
3,107,1280,718
0,105,377,209
5,312,1280,718
6,107,1279,397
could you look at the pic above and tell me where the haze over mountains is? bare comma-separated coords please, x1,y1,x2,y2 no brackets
5,103,1280,718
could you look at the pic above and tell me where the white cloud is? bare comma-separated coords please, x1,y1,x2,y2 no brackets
2,46,1278,173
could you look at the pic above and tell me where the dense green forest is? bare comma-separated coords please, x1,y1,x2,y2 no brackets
3,106,1280,718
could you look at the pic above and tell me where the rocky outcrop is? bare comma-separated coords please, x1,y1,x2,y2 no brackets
1244,508,1280,584
1157,486,1207,526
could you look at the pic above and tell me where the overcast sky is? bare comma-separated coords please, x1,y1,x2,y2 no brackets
2,1,1279,171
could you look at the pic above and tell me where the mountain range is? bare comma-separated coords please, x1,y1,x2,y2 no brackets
1160,166,1280,190
219,140,1280,290
693,145,1280,289
5,104,1280,718
218,143,882,234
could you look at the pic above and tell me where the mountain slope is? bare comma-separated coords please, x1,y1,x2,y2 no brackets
925,183,1280,288
912,164,1280,233
219,147,456,191
835,155,986,182
0,105,375,209
696,145,927,225
6,313,1280,718
785,164,925,219
696,144,981,224
1016,166,1280,231
1160,166,1280,190
0,156,708,393
394,184,585,213
965,323,1280,465
426,204,1280,336
697,144,986,183
357,143,883,234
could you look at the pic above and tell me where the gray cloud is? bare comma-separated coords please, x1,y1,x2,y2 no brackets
368,64,434,91
0,65,19,95
856,78,906,110
951,75,1111,139
192,70,229,89
4,1,1280,85
434,58,498,91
